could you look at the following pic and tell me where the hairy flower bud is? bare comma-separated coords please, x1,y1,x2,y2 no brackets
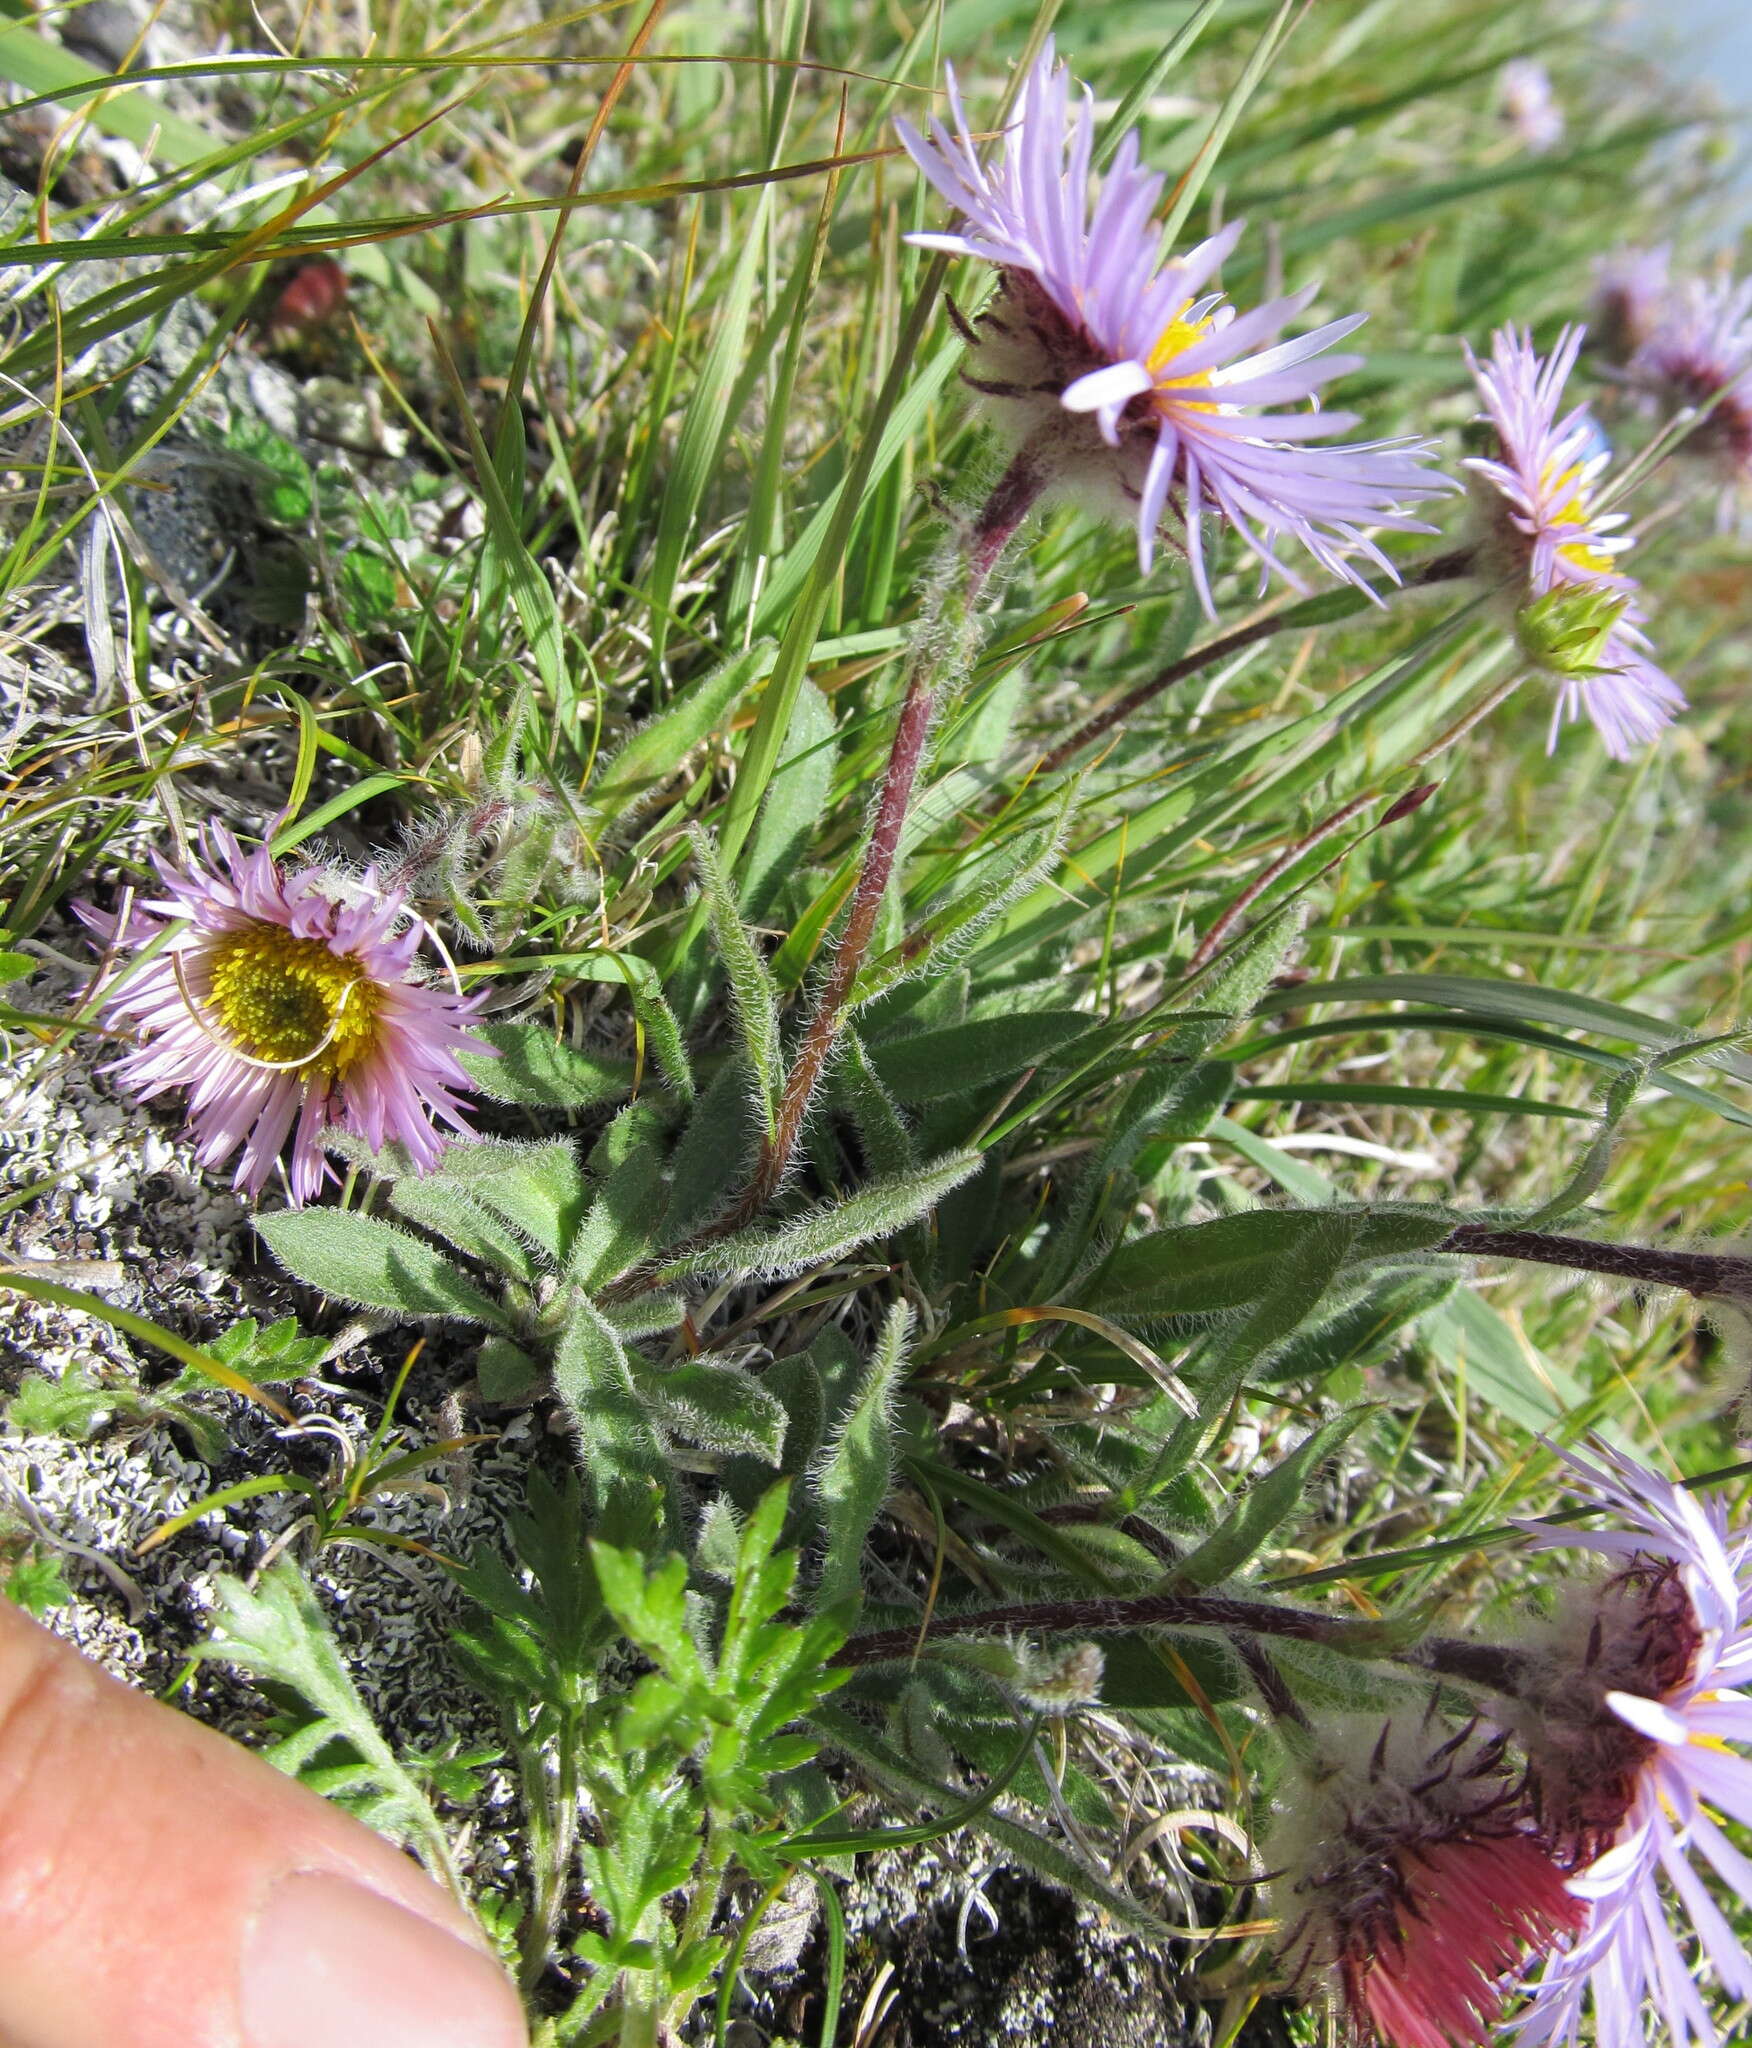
1014,1639,1105,1714
940,1634,1105,1713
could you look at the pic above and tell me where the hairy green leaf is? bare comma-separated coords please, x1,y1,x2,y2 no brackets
636,1358,788,1464
430,1140,591,1263
458,1022,636,1111
854,788,1079,1005
866,1009,1091,1104
1133,1214,1365,1504
690,824,784,1135
661,1056,761,1247
256,1208,513,1330
834,1028,916,1176
812,1302,910,1611
742,678,836,920
551,1295,670,1511
1175,1408,1376,1590
660,1151,980,1283
477,1337,542,1404
1033,1058,1234,1297
567,1141,669,1293
1093,1208,1334,1322
388,1178,543,1284
591,641,776,822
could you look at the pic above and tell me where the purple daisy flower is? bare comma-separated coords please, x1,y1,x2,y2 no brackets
893,45,1452,610
1499,60,1564,156
1463,325,1684,758
1630,272,1752,525
80,828,490,1205
1592,246,1671,364
1506,1442,1752,2048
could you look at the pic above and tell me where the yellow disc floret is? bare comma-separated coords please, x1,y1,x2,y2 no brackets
1543,461,1617,576
204,923,382,1075
1147,304,1219,407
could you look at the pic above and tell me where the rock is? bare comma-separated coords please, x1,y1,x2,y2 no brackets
57,0,147,72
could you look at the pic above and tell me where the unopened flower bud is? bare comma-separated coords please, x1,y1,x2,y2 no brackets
1014,1640,1104,1714
940,1635,1104,1714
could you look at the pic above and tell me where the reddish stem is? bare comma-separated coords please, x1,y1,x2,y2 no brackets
1184,780,1438,976
832,1586,1387,1669
1038,546,1478,776
1439,1225,1752,1300
831,1584,1532,1710
722,447,1046,1227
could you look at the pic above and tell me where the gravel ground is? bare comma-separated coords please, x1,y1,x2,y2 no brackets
0,992,537,1876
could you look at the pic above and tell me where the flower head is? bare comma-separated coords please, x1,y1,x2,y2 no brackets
1508,1441,1752,2048
81,829,490,1204
1630,271,1752,524
1591,246,1671,364
1268,1711,1582,2048
1463,325,1683,757
894,45,1452,611
1499,60,1564,155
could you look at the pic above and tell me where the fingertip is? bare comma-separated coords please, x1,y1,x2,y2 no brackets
242,1873,527,2048
0,1603,527,2048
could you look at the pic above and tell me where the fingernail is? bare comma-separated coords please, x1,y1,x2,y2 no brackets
242,1872,527,2048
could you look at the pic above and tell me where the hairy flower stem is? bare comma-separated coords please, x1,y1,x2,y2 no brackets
1440,1224,1752,1300
617,1944,662,2048
1038,545,1479,774
723,448,1046,1227
833,1586,1391,1669
1232,1633,1311,1728
835,1589,1541,1719
1398,1634,1532,1696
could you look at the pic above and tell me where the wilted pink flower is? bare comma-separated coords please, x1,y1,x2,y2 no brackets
1630,271,1752,524
894,45,1452,611
1463,324,1683,757
1269,1713,1582,2048
1507,1442,1752,2048
81,829,489,1204
1499,59,1564,154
